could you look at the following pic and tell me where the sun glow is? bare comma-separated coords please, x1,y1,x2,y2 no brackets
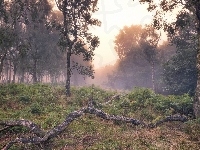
51,0,157,69
90,0,155,69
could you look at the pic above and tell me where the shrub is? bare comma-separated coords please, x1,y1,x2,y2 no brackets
128,88,155,108
30,102,43,115
126,88,193,117
19,95,31,104
154,94,193,116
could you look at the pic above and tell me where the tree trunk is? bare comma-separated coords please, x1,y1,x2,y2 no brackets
66,51,71,96
0,53,6,81
20,67,25,83
32,59,37,83
8,59,12,83
194,5,200,118
63,1,72,97
6,60,9,83
151,61,155,92
12,63,17,83
0,59,4,81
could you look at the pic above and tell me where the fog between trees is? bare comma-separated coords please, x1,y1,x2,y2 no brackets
0,0,197,96
89,22,196,96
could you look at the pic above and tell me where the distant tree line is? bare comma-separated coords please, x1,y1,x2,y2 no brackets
98,12,197,96
0,0,197,98
0,0,99,88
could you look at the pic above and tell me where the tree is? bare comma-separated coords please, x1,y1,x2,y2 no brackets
112,25,160,91
163,48,197,96
135,0,200,118
114,25,143,59
113,25,148,89
0,0,97,84
162,12,197,96
0,27,16,81
24,0,52,83
55,0,100,96
140,26,160,91
0,0,53,83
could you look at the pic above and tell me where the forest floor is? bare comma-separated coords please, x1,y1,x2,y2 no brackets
0,84,200,149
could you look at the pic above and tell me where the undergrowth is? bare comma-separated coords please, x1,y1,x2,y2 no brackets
0,84,199,149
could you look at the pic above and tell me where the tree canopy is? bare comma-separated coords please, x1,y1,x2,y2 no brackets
0,0,99,88
108,25,162,91
55,0,101,96
135,0,200,118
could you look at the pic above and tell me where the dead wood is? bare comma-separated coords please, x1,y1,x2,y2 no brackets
1,103,188,150
0,119,45,137
148,114,188,128
103,94,121,105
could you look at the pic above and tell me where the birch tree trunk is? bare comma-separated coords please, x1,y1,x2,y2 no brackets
194,4,200,118
66,51,71,96
151,61,155,92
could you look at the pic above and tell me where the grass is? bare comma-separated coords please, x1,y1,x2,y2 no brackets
0,83,200,149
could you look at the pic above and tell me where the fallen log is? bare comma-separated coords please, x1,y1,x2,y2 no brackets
1,107,87,150
148,114,188,128
1,104,188,150
0,119,45,137
103,94,121,105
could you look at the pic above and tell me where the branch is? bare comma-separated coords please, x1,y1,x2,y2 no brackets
149,114,188,128
86,106,146,126
1,106,188,149
0,119,45,137
2,108,87,150
0,126,11,132
102,94,121,105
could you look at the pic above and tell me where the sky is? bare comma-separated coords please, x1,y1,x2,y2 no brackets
90,0,155,69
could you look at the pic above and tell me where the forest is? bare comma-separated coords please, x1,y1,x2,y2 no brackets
0,0,200,149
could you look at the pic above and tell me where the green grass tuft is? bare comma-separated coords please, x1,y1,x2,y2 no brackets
0,84,199,149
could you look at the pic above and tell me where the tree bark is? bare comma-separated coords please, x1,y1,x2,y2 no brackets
12,63,17,83
8,59,12,83
32,58,37,83
66,51,71,96
194,4,200,118
62,0,72,97
0,53,6,81
151,61,155,92
20,67,25,83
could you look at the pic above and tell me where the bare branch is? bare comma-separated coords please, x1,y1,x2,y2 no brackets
1,106,189,149
0,126,11,132
149,114,188,128
0,119,45,137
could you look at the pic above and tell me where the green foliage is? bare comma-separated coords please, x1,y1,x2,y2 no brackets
56,0,101,96
154,94,193,116
127,88,193,116
128,88,155,107
19,95,31,104
30,102,43,115
0,26,16,49
162,12,197,96
108,25,163,90
184,119,200,141
163,49,197,95
71,85,115,107
0,84,199,149
137,0,200,118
